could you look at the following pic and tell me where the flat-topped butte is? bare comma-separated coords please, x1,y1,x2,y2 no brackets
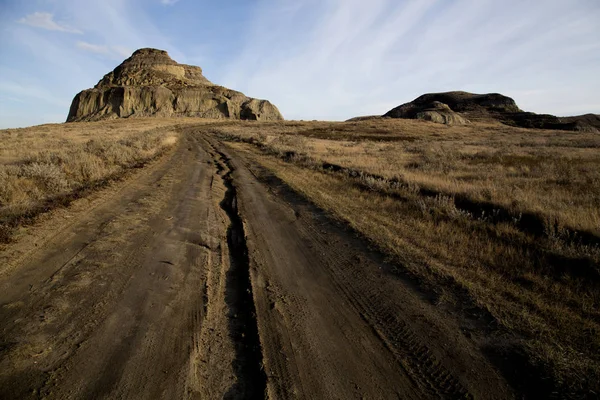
67,48,283,122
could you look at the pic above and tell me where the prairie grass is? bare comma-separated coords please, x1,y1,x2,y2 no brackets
213,119,600,236
2,117,598,394
0,119,206,243
213,118,600,396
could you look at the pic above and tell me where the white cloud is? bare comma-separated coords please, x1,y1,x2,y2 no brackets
59,0,184,60
160,0,180,5
18,12,82,34
76,41,110,55
3,1,185,128
112,46,133,58
4,0,599,128
76,41,132,60
224,0,600,120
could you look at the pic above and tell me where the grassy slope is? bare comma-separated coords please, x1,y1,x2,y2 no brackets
213,119,600,396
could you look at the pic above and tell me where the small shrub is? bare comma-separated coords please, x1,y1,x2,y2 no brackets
0,124,179,242
20,162,69,193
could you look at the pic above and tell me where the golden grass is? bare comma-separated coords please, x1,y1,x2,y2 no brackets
214,119,600,236
212,119,600,395
2,117,598,394
0,118,211,242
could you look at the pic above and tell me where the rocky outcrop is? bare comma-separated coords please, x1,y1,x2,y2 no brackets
385,92,520,121
383,91,598,131
384,92,519,126
561,114,600,132
67,48,283,122
413,101,469,125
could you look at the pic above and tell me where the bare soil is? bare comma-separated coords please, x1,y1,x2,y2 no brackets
0,126,522,399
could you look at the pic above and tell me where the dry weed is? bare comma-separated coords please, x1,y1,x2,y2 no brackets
215,119,600,395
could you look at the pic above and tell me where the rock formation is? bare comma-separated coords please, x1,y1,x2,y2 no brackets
384,92,520,122
559,114,600,132
413,101,469,125
383,91,598,131
67,48,283,122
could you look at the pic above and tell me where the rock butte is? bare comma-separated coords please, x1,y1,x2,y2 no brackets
382,91,599,131
67,48,283,122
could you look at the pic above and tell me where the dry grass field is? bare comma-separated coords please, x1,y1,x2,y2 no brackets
1,117,598,396
0,118,211,243
211,118,600,395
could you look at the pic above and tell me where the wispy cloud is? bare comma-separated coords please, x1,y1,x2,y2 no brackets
2,0,186,127
112,46,134,58
0,80,70,108
76,41,109,54
18,12,82,34
60,0,184,60
224,0,600,120
76,41,132,59
2,0,599,128
160,0,180,5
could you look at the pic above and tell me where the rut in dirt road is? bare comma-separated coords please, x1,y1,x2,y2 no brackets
212,136,514,399
0,129,514,399
214,147,267,399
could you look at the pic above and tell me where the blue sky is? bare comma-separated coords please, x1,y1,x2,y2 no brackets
1,0,599,128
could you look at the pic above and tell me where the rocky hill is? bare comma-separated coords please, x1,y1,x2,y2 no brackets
383,91,598,131
561,113,600,131
67,48,283,122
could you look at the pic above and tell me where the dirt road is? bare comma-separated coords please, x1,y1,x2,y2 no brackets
0,128,513,399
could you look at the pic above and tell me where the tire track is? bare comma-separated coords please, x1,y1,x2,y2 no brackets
0,132,218,399
296,218,472,398
227,145,478,398
209,141,267,399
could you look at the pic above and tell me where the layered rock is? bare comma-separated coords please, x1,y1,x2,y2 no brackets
384,91,518,126
413,101,469,125
385,92,520,120
383,91,598,131
67,48,283,122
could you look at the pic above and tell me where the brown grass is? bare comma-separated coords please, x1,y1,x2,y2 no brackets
214,119,600,236
211,118,600,396
0,118,208,243
2,117,598,395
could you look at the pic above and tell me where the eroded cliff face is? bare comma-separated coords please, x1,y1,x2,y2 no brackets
384,91,521,123
383,91,598,131
67,48,283,122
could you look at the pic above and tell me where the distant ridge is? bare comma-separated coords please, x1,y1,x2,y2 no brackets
67,48,283,122
364,91,598,132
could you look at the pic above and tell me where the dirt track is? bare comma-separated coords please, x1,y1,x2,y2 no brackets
0,129,514,399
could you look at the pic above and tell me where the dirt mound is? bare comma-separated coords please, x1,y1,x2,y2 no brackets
67,48,283,122
383,91,598,131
